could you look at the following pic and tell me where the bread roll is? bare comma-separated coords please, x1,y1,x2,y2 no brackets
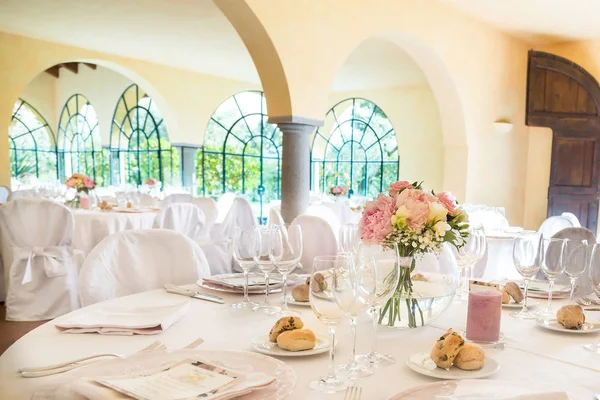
503,282,523,303
500,289,510,304
430,329,465,369
269,316,304,342
292,285,309,302
276,329,316,351
453,343,485,370
557,305,585,330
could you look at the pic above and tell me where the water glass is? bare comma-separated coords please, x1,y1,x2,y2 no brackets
253,226,281,315
339,223,359,255
269,224,302,315
308,256,350,393
511,231,543,319
537,238,567,319
584,243,600,353
231,227,259,309
564,239,589,300
454,229,486,300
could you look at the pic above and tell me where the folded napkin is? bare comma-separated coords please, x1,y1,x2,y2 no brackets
55,301,189,335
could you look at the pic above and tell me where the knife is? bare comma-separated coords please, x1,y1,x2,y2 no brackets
164,284,225,304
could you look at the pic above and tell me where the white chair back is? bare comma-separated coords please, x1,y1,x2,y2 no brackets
153,203,206,241
538,215,576,239
560,212,581,228
216,192,237,223
7,189,37,201
305,204,341,241
139,193,156,208
78,229,210,306
268,207,285,226
193,197,219,235
0,186,10,203
0,199,82,320
291,215,338,273
162,193,194,207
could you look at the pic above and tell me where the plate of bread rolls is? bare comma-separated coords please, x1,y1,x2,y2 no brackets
406,329,499,379
251,316,329,357
286,282,311,306
535,305,600,333
499,282,539,308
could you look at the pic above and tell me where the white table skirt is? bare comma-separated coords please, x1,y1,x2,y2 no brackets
73,210,157,255
0,289,598,399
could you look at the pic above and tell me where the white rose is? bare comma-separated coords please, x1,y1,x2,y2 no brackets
396,205,411,218
427,202,448,223
433,220,451,236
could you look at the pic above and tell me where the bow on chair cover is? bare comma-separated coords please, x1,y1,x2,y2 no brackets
15,246,82,284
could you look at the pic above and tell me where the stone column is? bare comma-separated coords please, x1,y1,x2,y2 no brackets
273,119,322,223
180,146,198,190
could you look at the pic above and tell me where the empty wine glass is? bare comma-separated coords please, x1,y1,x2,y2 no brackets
332,253,373,379
454,229,485,301
269,224,302,315
231,227,260,309
584,243,600,353
537,238,567,319
512,231,543,319
356,242,400,367
309,256,350,393
339,223,359,255
564,239,588,300
253,226,281,315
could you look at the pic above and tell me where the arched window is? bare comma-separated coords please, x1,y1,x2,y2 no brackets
197,91,282,220
310,98,398,197
57,94,108,185
9,99,57,180
110,84,178,186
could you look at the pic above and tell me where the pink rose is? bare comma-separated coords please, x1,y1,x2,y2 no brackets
359,193,396,244
83,176,95,189
395,189,435,231
436,192,459,216
388,181,413,196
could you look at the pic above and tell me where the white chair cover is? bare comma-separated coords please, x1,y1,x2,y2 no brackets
192,197,218,237
216,192,236,223
0,199,82,321
560,212,581,228
139,193,156,208
0,186,10,203
305,204,341,241
153,203,206,241
547,227,596,292
162,193,194,207
538,215,576,239
78,229,211,306
7,189,37,201
291,215,338,273
268,207,285,226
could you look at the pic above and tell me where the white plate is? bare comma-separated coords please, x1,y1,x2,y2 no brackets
535,318,600,334
196,277,282,294
406,352,499,380
286,295,311,307
390,379,569,399
204,273,283,289
502,300,539,309
251,334,329,357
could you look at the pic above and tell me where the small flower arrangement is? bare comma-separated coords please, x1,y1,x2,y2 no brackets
65,173,95,193
145,177,160,187
330,185,349,197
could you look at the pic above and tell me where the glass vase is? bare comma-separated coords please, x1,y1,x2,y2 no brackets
379,244,458,328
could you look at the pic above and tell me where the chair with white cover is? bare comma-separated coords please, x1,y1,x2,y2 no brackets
216,192,236,223
153,203,206,241
162,193,194,207
538,215,576,239
291,215,338,273
305,204,341,241
139,193,156,208
78,229,211,306
268,207,285,226
560,212,581,228
192,197,218,238
7,189,37,201
0,199,82,321
546,227,596,293
0,186,10,203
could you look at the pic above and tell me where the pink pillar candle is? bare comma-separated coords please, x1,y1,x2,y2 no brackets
79,196,90,210
466,290,502,342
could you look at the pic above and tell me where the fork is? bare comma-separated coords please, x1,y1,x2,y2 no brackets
19,341,166,378
344,385,362,400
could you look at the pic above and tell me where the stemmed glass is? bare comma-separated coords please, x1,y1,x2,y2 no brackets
584,243,600,353
332,253,373,379
308,256,350,393
269,224,303,315
231,227,260,309
356,242,401,367
253,226,281,315
564,239,588,300
537,238,567,319
454,229,485,301
339,223,359,254
511,231,543,319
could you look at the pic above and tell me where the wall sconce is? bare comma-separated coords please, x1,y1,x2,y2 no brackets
493,120,513,134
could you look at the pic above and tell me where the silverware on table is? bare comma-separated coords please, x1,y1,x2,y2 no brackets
164,284,225,304
344,385,362,400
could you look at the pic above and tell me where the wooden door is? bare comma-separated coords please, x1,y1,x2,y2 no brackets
526,51,600,232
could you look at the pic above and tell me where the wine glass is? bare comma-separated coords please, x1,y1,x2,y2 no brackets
511,231,543,319
339,223,359,255
332,253,373,379
308,256,350,393
231,227,260,309
453,229,484,301
564,239,588,300
269,224,302,315
537,238,567,319
584,243,600,353
253,226,281,315
355,242,400,367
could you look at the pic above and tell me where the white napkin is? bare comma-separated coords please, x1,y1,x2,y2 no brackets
55,301,189,335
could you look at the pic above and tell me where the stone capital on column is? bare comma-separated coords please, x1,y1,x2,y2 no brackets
271,116,323,223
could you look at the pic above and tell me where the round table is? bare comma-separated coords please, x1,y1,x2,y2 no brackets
73,209,157,254
0,289,598,399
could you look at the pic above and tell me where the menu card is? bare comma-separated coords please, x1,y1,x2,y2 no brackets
96,359,238,400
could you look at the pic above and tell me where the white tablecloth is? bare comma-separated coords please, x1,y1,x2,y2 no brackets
0,289,598,399
73,210,157,255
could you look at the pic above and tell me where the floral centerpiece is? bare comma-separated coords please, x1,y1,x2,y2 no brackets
358,180,470,328
145,177,160,188
65,173,96,209
330,185,349,197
